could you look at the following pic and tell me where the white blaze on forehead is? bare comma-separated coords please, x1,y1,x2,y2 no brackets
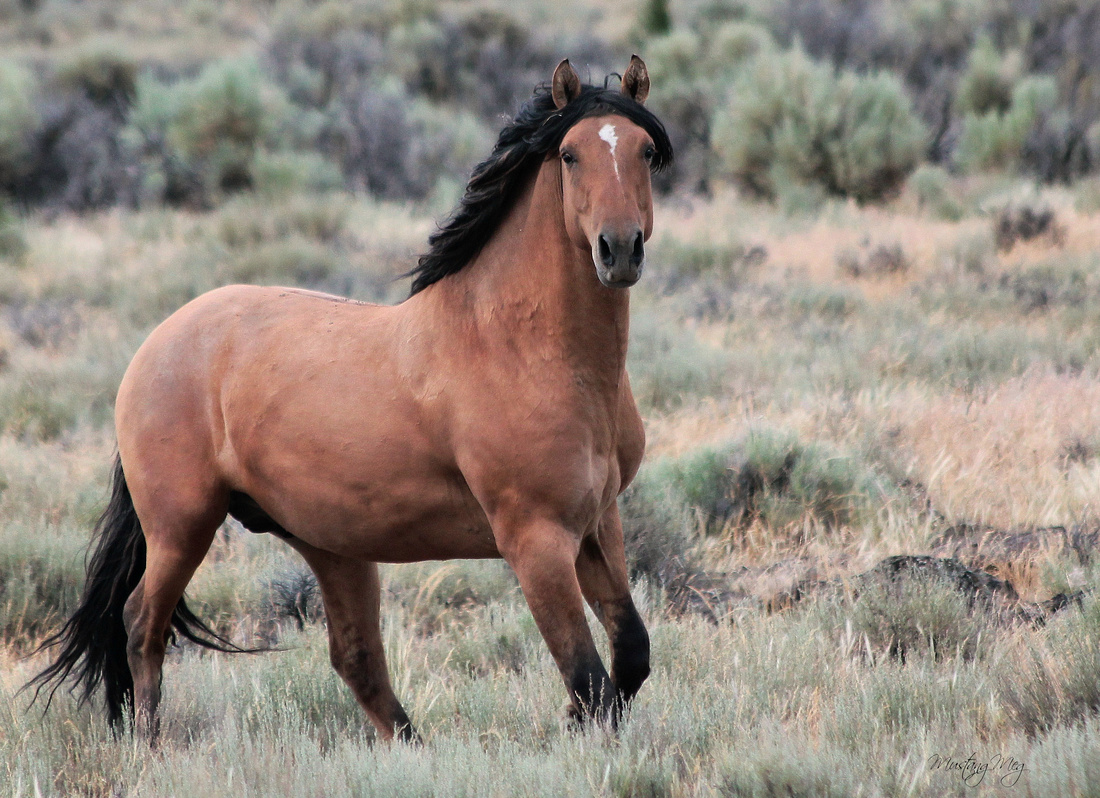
598,123,621,181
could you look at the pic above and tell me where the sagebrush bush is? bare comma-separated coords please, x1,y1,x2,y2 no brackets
711,46,926,202
0,61,37,189
649,429,891,535
252,150,344,197
55,44,137,111
703,21,775,75
172,60,278,193
956,35,1022,117
955,75,1059,174
128,59,287,206
841,574,988,662
907,163,963,220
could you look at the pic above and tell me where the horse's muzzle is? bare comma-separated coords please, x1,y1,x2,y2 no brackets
594,229,644,288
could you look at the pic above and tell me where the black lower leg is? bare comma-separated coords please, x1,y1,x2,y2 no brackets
609,605,650,702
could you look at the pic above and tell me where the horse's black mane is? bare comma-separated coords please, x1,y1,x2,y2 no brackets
407,83,673,295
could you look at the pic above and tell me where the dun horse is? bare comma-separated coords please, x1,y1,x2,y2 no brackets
29,57,673,742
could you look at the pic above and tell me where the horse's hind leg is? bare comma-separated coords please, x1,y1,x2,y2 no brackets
288,540,416,742
123,512,223,740
575,503,650,705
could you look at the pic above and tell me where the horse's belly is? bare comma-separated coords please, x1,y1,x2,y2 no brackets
239,461,500,562
309,501,500,562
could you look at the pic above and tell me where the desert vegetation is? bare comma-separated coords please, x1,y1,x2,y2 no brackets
3,0,1100,795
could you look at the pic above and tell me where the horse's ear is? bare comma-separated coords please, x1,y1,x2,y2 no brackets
551,59,582,110
621,55,650,104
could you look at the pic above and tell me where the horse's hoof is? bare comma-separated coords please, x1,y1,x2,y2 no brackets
563,702,582,727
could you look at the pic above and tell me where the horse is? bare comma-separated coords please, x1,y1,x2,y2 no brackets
28,56,673,743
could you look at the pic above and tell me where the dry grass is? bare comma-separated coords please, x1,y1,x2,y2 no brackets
1,45,1100,795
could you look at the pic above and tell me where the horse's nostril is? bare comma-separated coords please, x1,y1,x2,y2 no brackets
598,234,614,267
631,231,644,265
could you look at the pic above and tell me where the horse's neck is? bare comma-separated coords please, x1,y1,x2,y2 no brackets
435,161,631,381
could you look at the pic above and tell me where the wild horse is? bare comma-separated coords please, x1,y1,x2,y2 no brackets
29,56,673,742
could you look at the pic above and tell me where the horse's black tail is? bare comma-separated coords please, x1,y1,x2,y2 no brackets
25,454,252,728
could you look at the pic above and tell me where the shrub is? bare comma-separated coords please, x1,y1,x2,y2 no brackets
170,60,273,193
645,29,725,193
651,429,891,535
994,202,1062,252
128,59,288,206
251,150,344,197
0,61,37,190
323,86,429,200
955,75,1059,174
836,241,909,278
26,93,139,210
703,22,776,75
907,163,963,220
842,569,988,662
955,35,1022,117
263,566,324,631
711,46,926,202
55,44,137,111
641,0,672,36
1021,107,1096,184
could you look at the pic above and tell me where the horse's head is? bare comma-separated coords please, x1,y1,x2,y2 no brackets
553,57,658,289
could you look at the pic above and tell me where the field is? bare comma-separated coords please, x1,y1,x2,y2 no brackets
4,1,1100,796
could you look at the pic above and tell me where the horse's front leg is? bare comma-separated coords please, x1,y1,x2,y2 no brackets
575,502,651,704
497,518,617,725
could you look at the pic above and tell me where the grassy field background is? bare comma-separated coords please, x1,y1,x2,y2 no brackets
3,0,1100,795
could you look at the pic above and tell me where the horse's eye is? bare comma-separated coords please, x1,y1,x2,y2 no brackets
561,150,576,166
643,146,656,164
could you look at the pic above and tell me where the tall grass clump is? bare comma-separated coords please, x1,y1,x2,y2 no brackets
0,200,26,263
618,465,696,586
998,594,1100,736
711,45,926,203
0,440,106,644
627,308,729,411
